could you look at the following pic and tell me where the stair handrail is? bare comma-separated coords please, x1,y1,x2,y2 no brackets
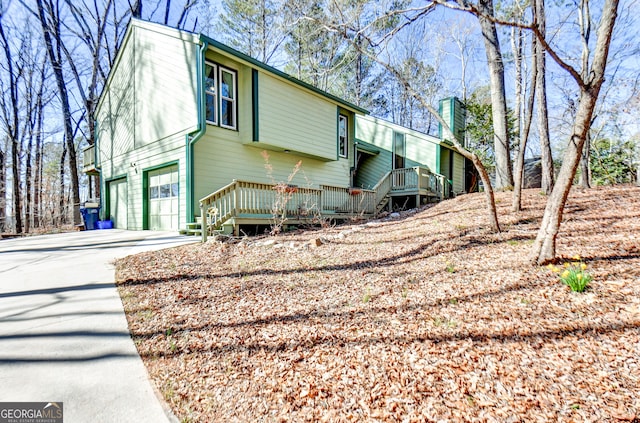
371,171,392,213
199,180,238,242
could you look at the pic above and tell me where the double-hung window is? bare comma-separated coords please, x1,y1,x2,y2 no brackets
205,61,237,130
338,114,348,158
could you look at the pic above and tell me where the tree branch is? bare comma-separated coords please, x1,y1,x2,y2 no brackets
433,0,586,88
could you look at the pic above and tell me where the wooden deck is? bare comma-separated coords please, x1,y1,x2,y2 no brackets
197,167,450,240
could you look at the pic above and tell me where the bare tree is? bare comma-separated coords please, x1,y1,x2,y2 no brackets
33,0,81,226
61,0,117,199
530,0,619,264
0,138,4,232
506,0,528,212
129,0,142,18
578,0,593,189
513,30,538,212
432,0,515,190
57,140,66,226
32,63,47,229
441,20,478,103
475,0,513,190
438,0,620,260
218,0,287,65
0,7,23,233
283,0,350,92
312,4,502,232
535,0,554,195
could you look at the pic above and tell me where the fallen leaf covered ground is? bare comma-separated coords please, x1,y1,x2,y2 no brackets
116,185,640,422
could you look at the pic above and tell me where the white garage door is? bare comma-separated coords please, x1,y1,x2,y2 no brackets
148,165,179,231
108,178,128,229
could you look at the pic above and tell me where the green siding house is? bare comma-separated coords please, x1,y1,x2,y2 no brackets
354,98,468,209
87,19,467,236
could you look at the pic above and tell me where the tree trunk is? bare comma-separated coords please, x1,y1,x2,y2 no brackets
36,0,81,226
25,133,33,233
530,0,618,264
536,0,554,195
131,0,142,18
513,31,538,212
58,144,67,226
34,117,43,228
477,0,513,190
312,7,502,233
0,15,22,233
0,148,5,232
578,0,592,190
579,131,591,188
511,26,523,157
12,136,22,234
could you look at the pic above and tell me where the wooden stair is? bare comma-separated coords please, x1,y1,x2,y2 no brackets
376,194,390,214
180,217,203,236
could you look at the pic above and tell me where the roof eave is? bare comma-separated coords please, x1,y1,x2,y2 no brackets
198,34,369,115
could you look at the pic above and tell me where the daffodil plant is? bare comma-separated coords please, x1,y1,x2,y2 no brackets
547,255,593,292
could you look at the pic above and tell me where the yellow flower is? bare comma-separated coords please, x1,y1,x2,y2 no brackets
561,270,570,279
573,254,581,260
577,274,583,280
564,262,571,268
580,263,587,270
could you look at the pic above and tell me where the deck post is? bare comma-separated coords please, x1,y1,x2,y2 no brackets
200,202,207,243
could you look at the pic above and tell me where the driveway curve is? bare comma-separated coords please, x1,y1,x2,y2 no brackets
0,229,198,423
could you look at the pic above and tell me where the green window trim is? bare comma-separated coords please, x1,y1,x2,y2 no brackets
252,69,259,141
104,175,127,224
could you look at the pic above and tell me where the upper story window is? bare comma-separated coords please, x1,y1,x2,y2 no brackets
205,63,218,125
205,61,237,130
220,68,236,129
338,114,348,158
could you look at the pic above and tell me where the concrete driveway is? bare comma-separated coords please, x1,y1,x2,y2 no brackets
0,230,198,422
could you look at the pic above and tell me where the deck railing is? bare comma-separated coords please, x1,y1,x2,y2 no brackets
199,180,381,241
199,167,449,241
82,145,95,172
390,166,448,200
320,185,376,214
372,172,392,213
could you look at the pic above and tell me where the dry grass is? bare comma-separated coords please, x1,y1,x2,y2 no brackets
116,186,640,422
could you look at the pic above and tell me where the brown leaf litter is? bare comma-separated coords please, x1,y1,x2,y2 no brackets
116,185,640,422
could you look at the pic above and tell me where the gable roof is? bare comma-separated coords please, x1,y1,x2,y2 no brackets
103,19,368,116
198,33,368,115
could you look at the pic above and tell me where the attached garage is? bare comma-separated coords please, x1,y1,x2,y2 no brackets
108,177,128,229
147,164,179,231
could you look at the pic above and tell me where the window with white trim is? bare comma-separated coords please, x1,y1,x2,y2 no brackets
205,61,237,130
220,68,237,129
338,114,348,158
205,62,217,125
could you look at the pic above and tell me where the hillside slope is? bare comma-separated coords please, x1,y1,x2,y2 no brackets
117,185,640,422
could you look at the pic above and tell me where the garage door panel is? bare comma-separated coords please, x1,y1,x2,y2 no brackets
108,178,128,229
148,165,179,231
